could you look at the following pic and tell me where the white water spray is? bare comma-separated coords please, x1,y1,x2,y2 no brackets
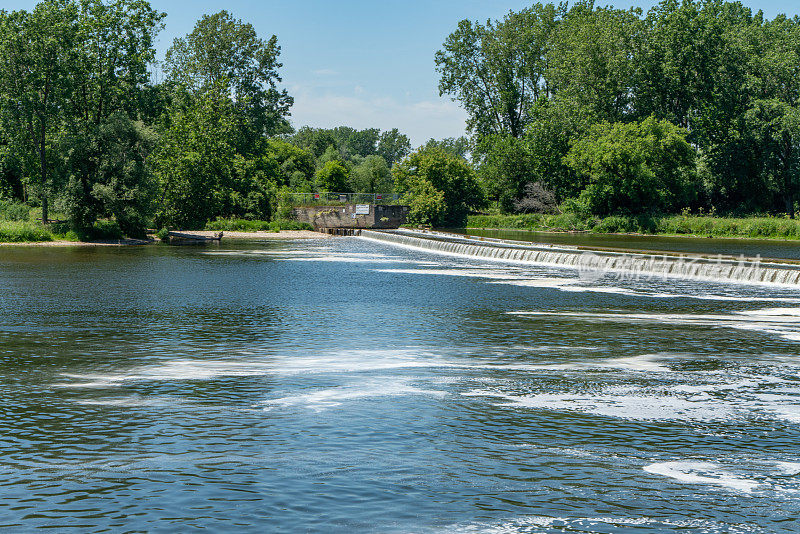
360,229,800,286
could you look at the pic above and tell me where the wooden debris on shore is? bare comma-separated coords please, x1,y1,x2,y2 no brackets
165,231,223,245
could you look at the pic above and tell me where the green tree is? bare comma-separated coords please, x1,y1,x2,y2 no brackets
349,155,393,194
0,1,79,223
741,14,800,217
403,178,446,226
376,128,411,166
394,146,483,226
265,139,315,188
165,10,293,141
315,161,349,193
436,4,560,139
422,136,470,159
291,126,338,158
63,113,157,237
548,2,643,124
565,117,698,215
153,88,277,228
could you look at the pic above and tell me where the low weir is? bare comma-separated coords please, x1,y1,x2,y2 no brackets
360,229,800,286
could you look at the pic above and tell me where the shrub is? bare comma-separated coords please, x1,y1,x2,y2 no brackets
0,221,54,242
0,201,31,221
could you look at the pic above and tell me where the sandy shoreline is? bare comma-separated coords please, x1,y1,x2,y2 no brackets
0,230,330,247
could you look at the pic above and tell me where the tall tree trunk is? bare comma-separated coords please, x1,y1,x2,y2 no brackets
784,137,795,219
39,126,48,224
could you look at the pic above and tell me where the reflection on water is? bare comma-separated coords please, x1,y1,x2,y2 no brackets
1,237,799,532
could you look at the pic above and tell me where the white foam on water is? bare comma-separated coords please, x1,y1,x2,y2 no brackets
259,379,446,412
56,359,276,388
738,307,800,317
373,267,534,281
775,462,800,475
440,515,745,534
271,349,465,375
509,309,800,342
492,279,800,302
643,461,761,493
479,353,672,373
278,255,412,264
770,405,800,423
462,389,734,422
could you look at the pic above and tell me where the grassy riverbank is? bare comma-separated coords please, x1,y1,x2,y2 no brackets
466,214,800,240
204,218,314,232
0,221,58,242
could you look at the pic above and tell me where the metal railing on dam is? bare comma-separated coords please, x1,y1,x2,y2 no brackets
359,229,800,286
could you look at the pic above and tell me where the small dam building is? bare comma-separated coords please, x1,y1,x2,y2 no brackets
292,204,409,235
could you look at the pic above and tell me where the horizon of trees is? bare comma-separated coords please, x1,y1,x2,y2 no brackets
2,0,800,235
436,0,800,220
0,1,439,234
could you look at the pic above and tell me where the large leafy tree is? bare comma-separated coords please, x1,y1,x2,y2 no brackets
743,14,800,217
165,10,293,142
63,113,157,237
349,155,393,194
62,0,164,233
0,1,79,223
436,4,561,139
547,2,643,124
376,128,411,166
394,147,484,226
565,117,698,215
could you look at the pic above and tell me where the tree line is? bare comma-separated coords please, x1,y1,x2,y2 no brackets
0,1,425,236
436,0,800,221
3,0,799,237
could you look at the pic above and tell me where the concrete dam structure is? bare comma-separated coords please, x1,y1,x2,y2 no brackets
293,204,408,232
360,229,800,286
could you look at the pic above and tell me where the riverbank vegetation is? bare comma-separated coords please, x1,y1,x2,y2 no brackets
431,0,800,232
467,213,800,240
3,0,800,243
0,2,414,240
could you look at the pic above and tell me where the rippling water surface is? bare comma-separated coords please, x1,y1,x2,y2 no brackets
1,238,800,532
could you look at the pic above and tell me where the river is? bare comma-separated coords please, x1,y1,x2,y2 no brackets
1,236,799,532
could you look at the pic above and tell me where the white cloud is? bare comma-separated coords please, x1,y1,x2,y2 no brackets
287,86,468,146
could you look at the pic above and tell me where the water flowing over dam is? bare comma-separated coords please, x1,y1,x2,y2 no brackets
360,229,800,286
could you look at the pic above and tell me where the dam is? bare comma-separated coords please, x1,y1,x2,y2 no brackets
360,228,800,286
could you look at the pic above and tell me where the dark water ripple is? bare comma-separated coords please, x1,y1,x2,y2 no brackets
1,239,800,532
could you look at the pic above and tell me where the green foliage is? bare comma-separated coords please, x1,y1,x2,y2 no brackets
376,129,411,166
394,146,484,226
402,179,447,226
62,113,158,238
0,200,31,221
0,220,53,242
266,139,315,189
565,117,698,216
422,137,470,159
315,161,349,193
349,155,393,194
436,4,560,138
204,217,312,232
165,10,293,139
152,88,278,229
465,212,800,240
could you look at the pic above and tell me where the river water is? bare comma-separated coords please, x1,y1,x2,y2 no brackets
1,237,800,532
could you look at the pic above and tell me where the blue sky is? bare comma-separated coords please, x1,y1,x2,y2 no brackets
6,0,800,145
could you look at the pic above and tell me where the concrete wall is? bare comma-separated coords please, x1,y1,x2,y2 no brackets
292,204,408,229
